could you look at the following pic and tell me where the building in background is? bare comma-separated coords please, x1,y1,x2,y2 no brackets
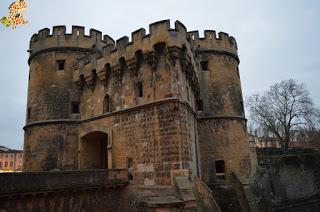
0,146,23,172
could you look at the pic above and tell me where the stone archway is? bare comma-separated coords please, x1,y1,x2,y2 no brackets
80,131,109,169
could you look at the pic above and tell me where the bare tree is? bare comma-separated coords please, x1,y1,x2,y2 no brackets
247,79,319,153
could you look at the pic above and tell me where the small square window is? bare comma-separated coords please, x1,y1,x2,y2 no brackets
135,82,143,98
200,61,208,71
71,102,80,114
215,160,225,174
57,60,65,71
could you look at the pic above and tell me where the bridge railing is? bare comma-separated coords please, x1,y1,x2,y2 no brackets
0,169,129,195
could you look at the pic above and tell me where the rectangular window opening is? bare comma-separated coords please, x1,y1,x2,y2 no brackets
127,157,133,181
135,82,143,98
200,61,208,71
72,102,80,114
197,100,203,111
127,158,133,169
215,160,226,180
57,60,65,71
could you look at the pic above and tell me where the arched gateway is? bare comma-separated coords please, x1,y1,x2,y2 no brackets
79,126,112,170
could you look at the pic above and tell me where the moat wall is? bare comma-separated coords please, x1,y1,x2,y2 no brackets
0,170,129,212
254,154,320,211
0,170,220,212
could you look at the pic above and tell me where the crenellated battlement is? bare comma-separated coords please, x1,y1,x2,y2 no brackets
29,25,115,56
188,30,238,55
74,20,193,81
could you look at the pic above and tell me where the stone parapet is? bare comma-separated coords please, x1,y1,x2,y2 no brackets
0,169,128,195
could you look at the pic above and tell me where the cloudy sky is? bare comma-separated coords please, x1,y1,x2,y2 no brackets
0,0,319,149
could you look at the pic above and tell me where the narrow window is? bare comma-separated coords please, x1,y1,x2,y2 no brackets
104,63,111,76
57,60,65,71
10,162,13,167
71,102,80,114
0,162,2,167
187,86,190,101
127,157,133,169
135,82,143,98
200,61,208,71
127,157,133,181
215,160,226,180
237,67,240,78
103,94,111,113
197,100,203,111
5,162,8,167
27,107,31,121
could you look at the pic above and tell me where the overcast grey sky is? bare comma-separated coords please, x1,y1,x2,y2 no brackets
0,0,319,149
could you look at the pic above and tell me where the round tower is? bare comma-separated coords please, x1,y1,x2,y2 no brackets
23,26,111,171
189,30,255,183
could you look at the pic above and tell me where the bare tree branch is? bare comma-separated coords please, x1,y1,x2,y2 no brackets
246,79,319,153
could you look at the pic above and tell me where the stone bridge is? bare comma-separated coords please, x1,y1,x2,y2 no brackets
0,169,129,211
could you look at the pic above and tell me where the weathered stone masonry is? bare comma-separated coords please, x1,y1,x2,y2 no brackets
24,20,256,187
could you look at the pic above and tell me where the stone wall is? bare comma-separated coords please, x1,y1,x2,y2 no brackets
24,123,79,171
192,27,254,184
198,118,252,182
24,20,255,192
0,170,129,212
79,100,198,186
0,170,221,212
254,154,320,211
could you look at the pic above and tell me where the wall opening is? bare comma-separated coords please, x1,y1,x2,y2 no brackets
71,102,80,114
56,60,65,71
215,160,226,180
135,50,144,63
27,107,31,121
127,157,133,181
135,82,143,98
197,100,203,111
187,86,190,101
103,94,111,113
200,61,208,71
104,63,111,76
80,131,109,169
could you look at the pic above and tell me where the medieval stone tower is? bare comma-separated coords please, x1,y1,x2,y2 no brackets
24,20,256,187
